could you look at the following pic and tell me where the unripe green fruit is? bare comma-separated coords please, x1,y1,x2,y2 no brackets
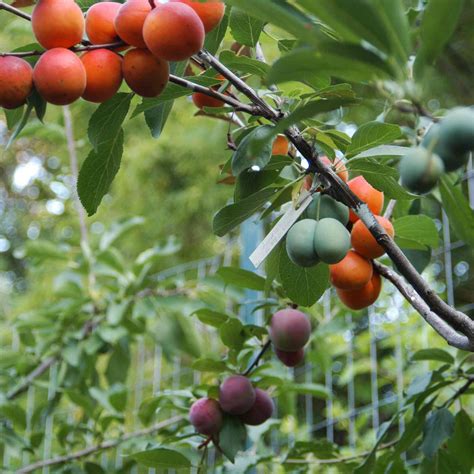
438,107,474,152
399,147,444,194
313,218,351,264
285,219,319,267
306,193,349,225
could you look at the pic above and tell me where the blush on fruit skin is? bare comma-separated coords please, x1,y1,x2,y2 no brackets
122,49,169,98
81,49,123,103
143,2,205,62
170,0,225,33
269,308,311,352
86,2,122,45
114,0,151,48
192,92,224,109
272,135,289,155
218,375,256,415
33,48,86,106
0,57,34,109
347,176,384,224
189,398,223,436
351,216,395,259
275,348,305,367
239,389,274,426
32,0,85,50
329,250,373,291
337,271,382,310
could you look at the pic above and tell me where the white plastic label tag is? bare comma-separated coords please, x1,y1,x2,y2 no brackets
249,189,313,268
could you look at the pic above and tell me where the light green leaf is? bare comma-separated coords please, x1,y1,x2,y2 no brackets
219,50,270,77
393,215,439,249
192,358,228,372
191,309,229,328
421,408,455,458
220,318,246,350
229,7,265,46
217,266,265,291
346,122,402,157
286,383,329,398
126,448,191,469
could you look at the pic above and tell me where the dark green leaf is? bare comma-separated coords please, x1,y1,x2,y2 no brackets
219,415,247,463
347,122,402,157
6,103,33,149
411,348,454,365
27,89,47,122
192,358,228,372
219,318,246,350
126,448,191,469
447,410,474,473
393,215,439,249
78,129,124,216
421,408,455,458
229,7,265,46
219,50,270,77
235,169,280,200
4,107,24,130
205,8,229,55
191,309,229,328
217,266,265,291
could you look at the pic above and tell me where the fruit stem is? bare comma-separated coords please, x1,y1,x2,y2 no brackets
242,340,272,376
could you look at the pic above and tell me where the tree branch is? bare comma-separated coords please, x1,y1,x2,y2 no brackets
17,415,185,473
0,1,31,20
242,340,271,376
374,261,474,351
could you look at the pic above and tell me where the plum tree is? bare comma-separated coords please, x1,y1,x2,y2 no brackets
33,48,86,105
275,348,305,367
189,398,223,436
170,0,225,33
306,193,349,225
272,135,289,156
399,147,444,194
32,0,84,49
347,176,384,223
351,216,395,259
239,389,274,426
85,2,122,45
143,2,205,62
81,49,122,103
336,271,382,310
285,219,319,267
314,218,351,264
269,308,311,352
218,375,256,415
114,0,151,48
122,49,169,98
330,250,373,290
0,57,33,109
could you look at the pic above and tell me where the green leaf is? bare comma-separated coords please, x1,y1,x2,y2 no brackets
268,44,395,85
232,126,274,176
27,88,47,122
78,129,124,216
219,415,247,463
346,122,402,157
219,50,270,77
192,358,228,372
213,187,278,237
235,170,280,200
286,383,329,398
439,175,474,247
220,318,246,350
88,93,132,150
4,107,24,130
350,145,411,159
205,8,229,55
100,217,145,251
229,7,265,46
414,0,464,78
447,410,474,473
421,408,455,458
126,448,191,469
191,309,229,328
363,174,415,200
6,103,33,149
411,349,454,365
393,215,439,249
279,247,329,307
217,266,265,291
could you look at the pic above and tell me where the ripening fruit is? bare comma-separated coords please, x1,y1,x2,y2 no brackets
320,156,349,183
285,219,319,267
231,42,252,57
32,0,84,49
240,389,274,426
170,0,225,33
269,308,311,351
143,2,205,62
81,49,122,103
219,375,256,415
272,135,289,155
314,218,351,264
306,193,349,225
399,147,444,194
336,271,382,310
192,92,224,109
189,398,223,436
347,176,384,223
275,348,305,367
330,250,373,290
114,0,151,48
33,48,86,105
122,49,169,97
351,216,394,259
0,57,33,109
86,2,122,44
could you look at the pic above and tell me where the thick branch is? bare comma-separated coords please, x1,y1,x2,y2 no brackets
374,261,474,351
17,415,185,473
0,1,31,20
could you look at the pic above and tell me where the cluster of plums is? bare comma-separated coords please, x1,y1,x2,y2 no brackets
189,307,312,438
0,0,225,108
285,157,394,311
400,107,474,194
